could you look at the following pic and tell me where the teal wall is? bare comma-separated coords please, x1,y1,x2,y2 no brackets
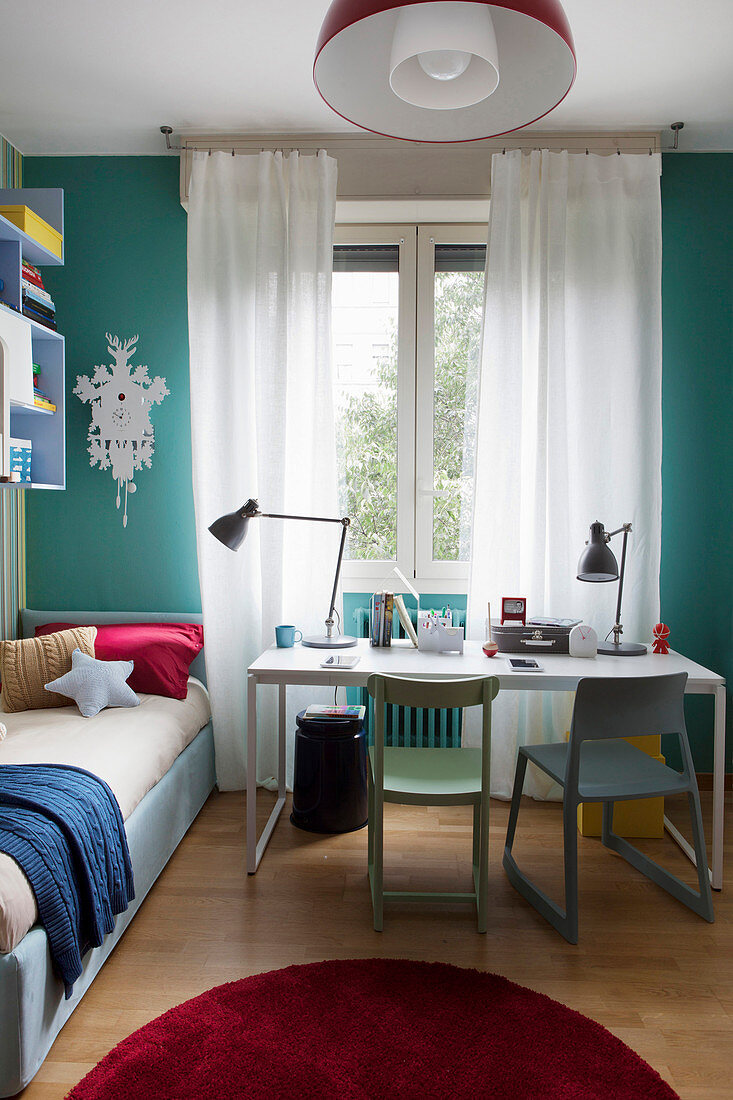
659,153,732,771
22,152,732,768
23,157,200,613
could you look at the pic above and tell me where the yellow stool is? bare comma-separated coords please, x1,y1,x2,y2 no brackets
572,734,665,838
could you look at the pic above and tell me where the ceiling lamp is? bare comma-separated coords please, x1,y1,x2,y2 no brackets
314,1,576,142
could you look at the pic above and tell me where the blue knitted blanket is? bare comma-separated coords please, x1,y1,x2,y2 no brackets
0,764,134,998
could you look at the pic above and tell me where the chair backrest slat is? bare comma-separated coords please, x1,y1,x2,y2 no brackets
570,673,688,745
367,674,499,711
367,674,500,787
564,672,691,791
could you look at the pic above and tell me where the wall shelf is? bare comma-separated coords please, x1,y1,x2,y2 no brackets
0,189,65,490
0,213,63,268
10,401,54,416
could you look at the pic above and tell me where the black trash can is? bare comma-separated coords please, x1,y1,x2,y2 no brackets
290,709,367,833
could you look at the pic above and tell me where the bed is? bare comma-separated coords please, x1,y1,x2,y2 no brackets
0,610,216,1096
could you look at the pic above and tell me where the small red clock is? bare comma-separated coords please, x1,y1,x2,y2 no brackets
501,597,527,626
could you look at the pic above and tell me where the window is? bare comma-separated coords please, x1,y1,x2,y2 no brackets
332,225,486,589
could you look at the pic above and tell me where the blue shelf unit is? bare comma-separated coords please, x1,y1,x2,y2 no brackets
0,189,65,490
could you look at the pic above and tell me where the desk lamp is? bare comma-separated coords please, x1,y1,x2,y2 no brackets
576,521,646,656
209,498,357,649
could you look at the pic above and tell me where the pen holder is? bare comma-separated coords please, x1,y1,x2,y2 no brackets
417,614,464,654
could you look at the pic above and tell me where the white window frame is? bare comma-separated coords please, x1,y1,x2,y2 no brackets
334,224,416,587
335,223,486,594
415,224,485,583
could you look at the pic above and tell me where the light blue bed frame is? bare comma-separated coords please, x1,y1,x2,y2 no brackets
0,611,217,1096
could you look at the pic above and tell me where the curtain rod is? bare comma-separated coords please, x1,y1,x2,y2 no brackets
160,127,325,156
162,125,672,158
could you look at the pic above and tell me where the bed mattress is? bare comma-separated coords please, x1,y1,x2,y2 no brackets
0,678,211,954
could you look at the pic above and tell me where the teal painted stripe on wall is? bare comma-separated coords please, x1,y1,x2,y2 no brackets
660,152,732,772
22,156,201,614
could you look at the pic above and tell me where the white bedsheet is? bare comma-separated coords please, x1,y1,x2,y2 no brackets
0,677,211,954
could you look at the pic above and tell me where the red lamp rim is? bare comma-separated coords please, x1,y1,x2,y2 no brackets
313,0,577,143
315,0,576,61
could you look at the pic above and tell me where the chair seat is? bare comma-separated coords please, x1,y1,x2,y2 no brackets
522,738,691,800
369,746,483,803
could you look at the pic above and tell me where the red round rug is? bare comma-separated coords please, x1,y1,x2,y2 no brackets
68,958,678,1099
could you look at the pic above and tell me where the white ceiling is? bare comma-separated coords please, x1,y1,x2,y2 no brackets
1,1,731,155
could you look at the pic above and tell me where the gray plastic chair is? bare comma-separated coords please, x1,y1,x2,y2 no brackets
366,673,500,933
503,672,714,943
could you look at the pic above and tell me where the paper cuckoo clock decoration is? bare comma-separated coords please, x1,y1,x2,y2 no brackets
74,334,169,527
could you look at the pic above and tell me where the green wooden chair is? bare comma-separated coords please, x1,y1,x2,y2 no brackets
503,672,715,943
366,673,500,932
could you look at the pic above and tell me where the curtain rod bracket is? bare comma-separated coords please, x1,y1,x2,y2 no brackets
160,125,182,152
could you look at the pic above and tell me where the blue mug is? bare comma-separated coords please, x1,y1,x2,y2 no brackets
275,624,302,648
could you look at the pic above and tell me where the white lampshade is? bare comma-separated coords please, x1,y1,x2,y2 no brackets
314,0,576,142
390,3,499,110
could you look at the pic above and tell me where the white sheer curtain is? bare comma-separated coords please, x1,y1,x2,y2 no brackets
187,150,339,790
466,149,663,798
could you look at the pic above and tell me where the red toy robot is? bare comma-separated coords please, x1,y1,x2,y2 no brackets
652,622,670,654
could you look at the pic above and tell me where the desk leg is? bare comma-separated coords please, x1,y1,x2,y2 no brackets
246,674,287,875
278,682,287,799
246,673,258,874
712,683,726,891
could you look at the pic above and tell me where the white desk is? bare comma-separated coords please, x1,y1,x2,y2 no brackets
246,640,727,886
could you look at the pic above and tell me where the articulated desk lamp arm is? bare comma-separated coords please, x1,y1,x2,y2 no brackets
577,520,646,657
209,498,357,649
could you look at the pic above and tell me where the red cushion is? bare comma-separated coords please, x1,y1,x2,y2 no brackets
35,622,203,700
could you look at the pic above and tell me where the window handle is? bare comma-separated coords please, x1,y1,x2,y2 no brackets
417,481,448,498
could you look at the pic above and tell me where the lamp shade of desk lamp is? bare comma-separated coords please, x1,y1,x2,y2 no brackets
577,521,647,657
209,498,357,649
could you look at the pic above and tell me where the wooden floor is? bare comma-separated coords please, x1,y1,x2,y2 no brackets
23,790,733,1099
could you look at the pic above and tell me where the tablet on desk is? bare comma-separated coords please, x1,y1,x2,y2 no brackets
507,658,544,672
320,654,361,668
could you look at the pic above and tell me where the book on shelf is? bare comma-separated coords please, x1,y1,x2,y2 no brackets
303,704,366,721
394,594,418,647
21,261,44,289
22,293,54,319
370,590,398,646
22,281,54,309
33,394,56,412
22,304,56,330
370,591,381,646
383,592,393,647
377,592,387,646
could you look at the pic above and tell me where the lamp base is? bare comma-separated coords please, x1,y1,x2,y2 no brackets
597,641,648,657
302,634,358,649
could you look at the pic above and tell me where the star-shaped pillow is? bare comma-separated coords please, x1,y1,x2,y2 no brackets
45,648,140,718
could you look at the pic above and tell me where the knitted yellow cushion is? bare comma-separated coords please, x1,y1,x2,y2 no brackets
0,627,97,713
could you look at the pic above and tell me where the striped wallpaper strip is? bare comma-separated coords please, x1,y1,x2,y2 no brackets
1,133,26,640
1,136,22,192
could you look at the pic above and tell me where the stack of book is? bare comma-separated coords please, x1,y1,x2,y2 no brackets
303,704,366,721
33,363,56,412
21,261,56,330
370,591,394,646
370,591,418,648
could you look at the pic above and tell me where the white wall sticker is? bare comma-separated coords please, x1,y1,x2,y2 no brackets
74,334,169,527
